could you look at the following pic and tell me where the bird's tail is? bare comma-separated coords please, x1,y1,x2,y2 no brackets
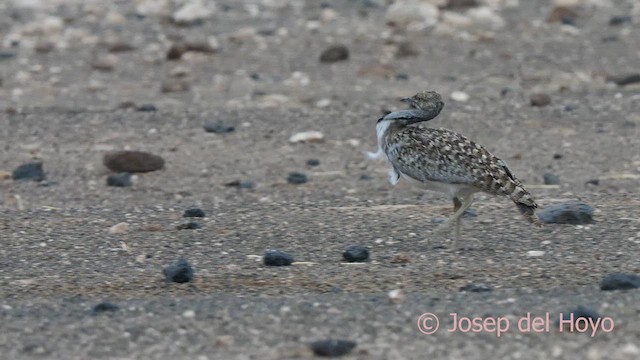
509,185,542,227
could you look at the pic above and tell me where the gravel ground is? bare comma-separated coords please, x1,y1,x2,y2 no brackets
1,0,639,359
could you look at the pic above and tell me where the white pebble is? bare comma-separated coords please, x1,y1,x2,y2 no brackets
109,222,129,234
388,289,406,304
289,131,324,143
526,250,545,257
450,91,469,102
182,310,196,318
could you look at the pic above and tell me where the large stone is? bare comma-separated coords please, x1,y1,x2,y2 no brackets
103,151,165,173
538,202,593,225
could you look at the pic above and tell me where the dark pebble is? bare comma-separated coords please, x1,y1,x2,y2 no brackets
585,178,599,186
106,173,132,187
395,73,409,80
0,50,16,60
463,208,477,218
359,174,373,181
263,250,294,266
600,273,640,291
136,104,157,112
553,153,563,159
558,306,600,328
460,284,493,292
203,123,235,134
561,15,576,26
564,104,578,112
306,159,320,166
183,208,205,218
445,0,480,9
91,302,119,315
163,257,194,283
103,151,165,173
538,201,593,225
431,218,445,224
343,245,369,262
606,73,640,86
310,339,357,357
13,162,46,181
543,173,560,185
176,222,201,230
287,172,307,184
224,180,255,189
530,93,551,107
609,15,632,26
319,45,349,63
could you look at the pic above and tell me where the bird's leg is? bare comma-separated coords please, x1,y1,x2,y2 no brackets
434,194,474,250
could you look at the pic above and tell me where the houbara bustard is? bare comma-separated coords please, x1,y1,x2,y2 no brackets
368,90,541,249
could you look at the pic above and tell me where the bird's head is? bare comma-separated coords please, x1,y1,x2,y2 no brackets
401,90,444,116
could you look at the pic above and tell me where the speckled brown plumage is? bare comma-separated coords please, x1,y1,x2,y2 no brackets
370,90,540,247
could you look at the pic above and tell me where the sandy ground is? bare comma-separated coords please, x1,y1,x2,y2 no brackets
1,0,639,359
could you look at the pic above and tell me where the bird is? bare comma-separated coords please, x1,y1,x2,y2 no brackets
368,90,541,249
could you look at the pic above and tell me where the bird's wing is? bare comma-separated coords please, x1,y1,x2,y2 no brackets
385,127,518,194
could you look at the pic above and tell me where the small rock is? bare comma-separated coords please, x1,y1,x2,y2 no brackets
109,222,130,234
543,173,560,185
143,224,165,232
460,284,493,292
395,73,409,80
319,45,349,63
357,63,395,79
136,104,157,112
91,302,119,315
163,257,194,283
462,208,477,218
224,180,255,189
609,15,632,26
558,306,600,329
108,41,136,53
388,289,406,304
0,50,16,60
106,173,132,187
585,178,599,186
91,55,118,71
172,1,214,25
167,41,217,60
182,310,196,318
13,162,46,181
466,6,505,30
553,153,563,159
530,93,551,107
161,79,190,93
527,250,545,257
547,6,578,23
395,42,420,58
310,339,357,357
176,222,201,230
34,41,55,53
183,208,205,218
103,151,165,173
600,273,640,291
390,254,411,264
450,91,469,102
204,123,235,134
0,171,12,181
538,202,593,225
606,73,640,86
315,98,331,108
343,245,369,262
359,174,373,181
445,0,479,9
263,250,294,266
385,0,439,29
306,159,320,166
289,131,324,143
287,172,307,184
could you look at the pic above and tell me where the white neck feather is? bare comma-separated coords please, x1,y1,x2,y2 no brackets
366,119,392,160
